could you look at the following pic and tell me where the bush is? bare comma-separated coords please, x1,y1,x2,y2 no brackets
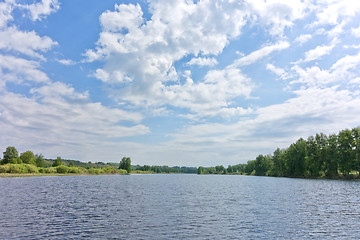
25,164,39,173
0,164,10,173
56,165,69,173
88,168,104,175
117,169,128,175
9,164,28,173
39,167,57,173
103,167,117,174
68,167,80,174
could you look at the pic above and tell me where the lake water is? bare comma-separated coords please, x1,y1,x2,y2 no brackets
0,174,360,239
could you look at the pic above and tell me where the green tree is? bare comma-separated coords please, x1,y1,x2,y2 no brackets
285,138,306,177
245,160,256,175
271,148,286,177
53,157,62,167
324,134,339,177
1,147,19,165
254,154,272,176
215,165,226,174
197,166,204,174
68,161,74,167
338,129,354,176
352,127,360,175
305,135,322,177
20,151,36,165
35,154,45,168
119,157,131,173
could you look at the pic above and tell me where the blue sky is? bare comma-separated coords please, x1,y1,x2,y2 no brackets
1,0,360,167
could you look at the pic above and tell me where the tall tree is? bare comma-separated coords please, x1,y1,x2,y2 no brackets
285,138,306,177
338,129,354,176
119,157,131,173
325,134,339,177
35,154,45,168
52,157,62,167
271,148,286,177
352,127,360,175
20,151,36,165
1,147,19,164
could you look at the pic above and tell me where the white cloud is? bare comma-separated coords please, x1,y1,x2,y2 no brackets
294,34,312,45
246,0,309,36
0,82,149,161
266,63,288,79
291,51,360,88
57,59,75,66
303,44,335,62
352,26,360,38
100,4,143,32
0,0,14,28
314,0,360,26
187,57,218,67
85,1,251,117
0,27,57,59
233,41,290,67
23,0,60,21
0,54,49,83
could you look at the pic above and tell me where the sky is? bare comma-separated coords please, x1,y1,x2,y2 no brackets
1,0,360,167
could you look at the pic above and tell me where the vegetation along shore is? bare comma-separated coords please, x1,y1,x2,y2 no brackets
198,127,360,179
2,127,359,179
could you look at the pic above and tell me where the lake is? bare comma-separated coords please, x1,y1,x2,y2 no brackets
1,174,360,239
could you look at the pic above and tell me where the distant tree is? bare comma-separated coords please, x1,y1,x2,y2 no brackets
35,154,45,168
325,134,339,177
215,165,226,174
352,127,360,174
53,157,62,167
285,138,306,177
245,160,256,175
142,165,151,171
20,151,36,165
271,148,286,177
1,147,19,165
197,166,204,174
68,161,74,167
338,129,354,176
119,157,131,173
254,154,271,176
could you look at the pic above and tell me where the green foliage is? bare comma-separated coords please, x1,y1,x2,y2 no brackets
2,147,19,165
39,167,57,173
0,164,38,173
117,169,128,174
52,157,62,167
20,151,36,165
197,166,204,174
56,165,69,173
103,167,117,174
35,154,45,168
88,168,104,175
119,157,131,173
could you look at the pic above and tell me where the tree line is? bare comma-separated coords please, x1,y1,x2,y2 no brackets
198,127,360,178
0,147,197,175
0,147,130,175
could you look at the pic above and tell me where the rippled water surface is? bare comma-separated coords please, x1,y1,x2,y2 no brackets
1,174,360,239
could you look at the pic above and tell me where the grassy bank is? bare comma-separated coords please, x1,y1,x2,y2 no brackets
0,163,128,177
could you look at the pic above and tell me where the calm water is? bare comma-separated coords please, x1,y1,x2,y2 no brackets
0,174,360,239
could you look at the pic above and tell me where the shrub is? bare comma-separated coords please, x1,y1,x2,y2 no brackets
117,169,128,175
56,165,69,173
88,168,104,175
0,164,10,173
103,167,117,174
25,164,38,173
68,167,80,174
